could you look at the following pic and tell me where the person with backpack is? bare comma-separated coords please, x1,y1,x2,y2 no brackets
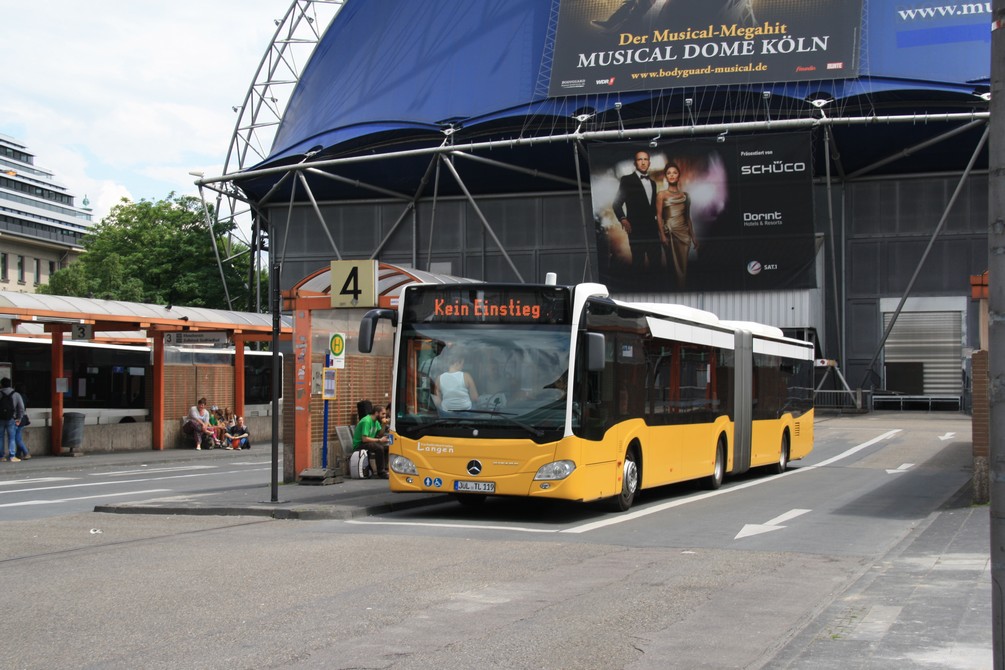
351,399,389,478
0,378,25,463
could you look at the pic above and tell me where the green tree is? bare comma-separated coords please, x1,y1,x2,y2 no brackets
40,194,263,310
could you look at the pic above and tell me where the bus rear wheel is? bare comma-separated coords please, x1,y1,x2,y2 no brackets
703,439,725,490
609,449,639,512
770,433,790,475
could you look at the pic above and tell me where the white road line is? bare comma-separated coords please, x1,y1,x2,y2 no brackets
0,489,172,508
0,467,269,495
346,520,557,533
94,466,219,476
561,429,901,534
345,429,902,536
885,463,915,474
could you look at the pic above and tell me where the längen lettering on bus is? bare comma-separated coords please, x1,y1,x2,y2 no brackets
417,442,454,454
433,298,541,320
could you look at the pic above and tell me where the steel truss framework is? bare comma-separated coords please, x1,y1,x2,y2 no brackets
198,2,991,388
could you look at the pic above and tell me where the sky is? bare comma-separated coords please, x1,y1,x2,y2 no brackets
2,1,296,231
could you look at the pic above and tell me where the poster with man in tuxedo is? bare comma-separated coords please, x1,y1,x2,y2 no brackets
611,149,662,282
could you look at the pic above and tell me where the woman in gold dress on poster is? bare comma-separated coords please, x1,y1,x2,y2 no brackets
657,163,699,289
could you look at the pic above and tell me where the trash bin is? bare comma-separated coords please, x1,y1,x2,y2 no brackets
62,412,85,456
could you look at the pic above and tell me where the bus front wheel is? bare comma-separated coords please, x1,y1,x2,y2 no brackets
703,439,725,490
609,449,639,512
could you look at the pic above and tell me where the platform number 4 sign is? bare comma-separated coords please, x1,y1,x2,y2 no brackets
330,260,377,308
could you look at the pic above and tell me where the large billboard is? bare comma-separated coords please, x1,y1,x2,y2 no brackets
589,133,816,293
550,0,863,96
865,0,990,85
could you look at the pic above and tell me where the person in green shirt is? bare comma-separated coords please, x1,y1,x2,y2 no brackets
352,399,388,477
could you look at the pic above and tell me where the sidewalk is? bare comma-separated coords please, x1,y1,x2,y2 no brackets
765,482,990,669
4,445,452,520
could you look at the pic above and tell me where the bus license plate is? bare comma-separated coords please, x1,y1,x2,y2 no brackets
454,480,495,493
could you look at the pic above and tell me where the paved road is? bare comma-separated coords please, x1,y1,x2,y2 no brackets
0,451,272,521
0,412,989,669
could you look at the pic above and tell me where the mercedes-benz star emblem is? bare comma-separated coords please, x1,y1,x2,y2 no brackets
466,460,482,476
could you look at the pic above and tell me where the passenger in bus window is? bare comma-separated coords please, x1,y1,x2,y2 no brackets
433,352,479,412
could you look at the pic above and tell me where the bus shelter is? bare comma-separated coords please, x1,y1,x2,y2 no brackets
281,261,473,480
0,292,291,454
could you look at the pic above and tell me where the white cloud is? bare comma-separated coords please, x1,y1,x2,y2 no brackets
1,0,285,222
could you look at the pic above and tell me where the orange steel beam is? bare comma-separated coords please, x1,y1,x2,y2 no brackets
292,296,314,477
233,334,246,421
152,333,165,450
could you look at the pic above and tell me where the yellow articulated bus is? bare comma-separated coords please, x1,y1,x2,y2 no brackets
358,279,814,511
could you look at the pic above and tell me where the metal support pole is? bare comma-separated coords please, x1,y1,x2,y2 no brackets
425,156,442,272
859,124,990,387
296,171,342,258
440,155,525,282
269,259,282,504
197,186,233,308
988,3,1004,667
823,124,842,363
573,140,593,282
371,204,413,259
408,155,440,268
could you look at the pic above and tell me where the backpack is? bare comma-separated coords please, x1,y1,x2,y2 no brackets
349,449,371,479
0,393,13,421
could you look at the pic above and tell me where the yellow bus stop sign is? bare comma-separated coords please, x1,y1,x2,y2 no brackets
330,332,346,368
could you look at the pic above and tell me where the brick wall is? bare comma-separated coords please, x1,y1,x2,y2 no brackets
164,364,235,419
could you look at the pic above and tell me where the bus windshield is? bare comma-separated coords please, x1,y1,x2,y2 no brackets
394,323,573,440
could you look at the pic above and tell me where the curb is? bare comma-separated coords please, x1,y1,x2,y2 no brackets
94,493,454,521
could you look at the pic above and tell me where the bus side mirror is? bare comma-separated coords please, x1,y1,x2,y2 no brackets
586,332,605,372
358,308,397,353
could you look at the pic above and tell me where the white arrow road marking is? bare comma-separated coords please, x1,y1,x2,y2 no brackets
0,477,75,487
938,432,956,441
885,463,915,474
735,508,811,540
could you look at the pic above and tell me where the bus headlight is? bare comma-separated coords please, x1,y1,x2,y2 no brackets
390,454,418,476
534,460,576,481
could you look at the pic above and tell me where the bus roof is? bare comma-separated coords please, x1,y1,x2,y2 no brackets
614,300,722,328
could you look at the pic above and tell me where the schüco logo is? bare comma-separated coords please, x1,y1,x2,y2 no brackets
740,162,807,175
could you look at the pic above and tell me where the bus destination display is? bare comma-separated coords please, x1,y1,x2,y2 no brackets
404,286,571,324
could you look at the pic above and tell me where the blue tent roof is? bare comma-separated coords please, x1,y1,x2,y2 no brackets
241,0,989,199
